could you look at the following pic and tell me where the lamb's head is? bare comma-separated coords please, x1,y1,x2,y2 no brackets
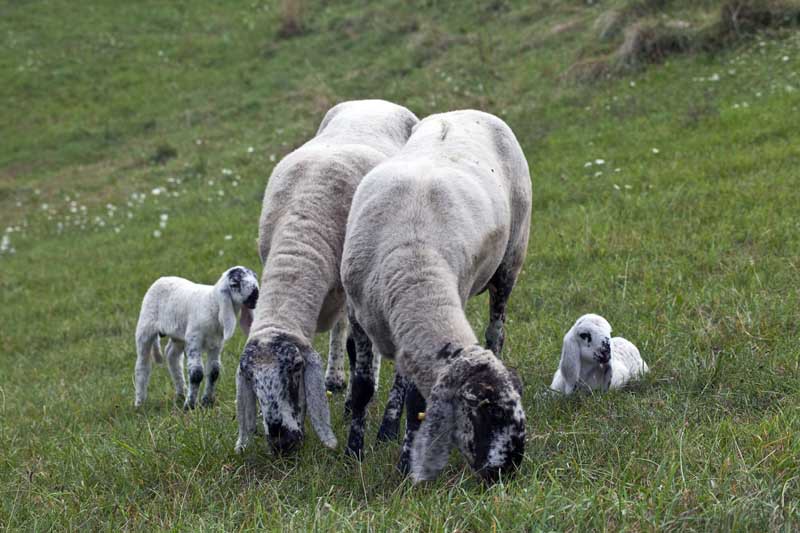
238,332,336,454
412,346,525,484
215,266,260,340
558,314,612,392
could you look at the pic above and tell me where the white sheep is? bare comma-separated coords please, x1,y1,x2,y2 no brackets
134,266,259,409
235,99,419,455
341,110,532,483
550,314,648,395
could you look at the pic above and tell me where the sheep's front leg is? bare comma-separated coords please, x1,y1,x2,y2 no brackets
235,366,257,453
376,372,409,442
201,344,222,407
486,266,514,357
344,314,375,460
165,340,186,406
397,381,426,475
325,317,348,393
184,341,204,410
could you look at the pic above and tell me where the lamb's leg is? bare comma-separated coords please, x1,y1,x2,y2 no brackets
397,382,426,475
165,339,186,406
201,344,222,407
344,314,375,460
184,341,204,410
235,366,257,453
324,316,348,393
485,265,515,357
134,332,157,407
376,372,409,442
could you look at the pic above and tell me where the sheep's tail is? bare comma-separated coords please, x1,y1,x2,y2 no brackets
151,336,164,364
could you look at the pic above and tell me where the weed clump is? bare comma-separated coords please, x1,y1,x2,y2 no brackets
277,0,307,39
150,143,178,165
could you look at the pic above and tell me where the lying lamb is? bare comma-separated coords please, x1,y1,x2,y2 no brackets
341,109,532,483
235,99,419,455
550,314,648,395
134,266,259,408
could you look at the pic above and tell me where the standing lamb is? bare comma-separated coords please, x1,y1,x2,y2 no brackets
134,266,259,409
550,313,648,394
341,110,532,483
235,100,419,454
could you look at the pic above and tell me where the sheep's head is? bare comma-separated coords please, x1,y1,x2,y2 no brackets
238,333,336,454
557,314,613,394
217,266,260,340
569,314,612,365
411,346,525,484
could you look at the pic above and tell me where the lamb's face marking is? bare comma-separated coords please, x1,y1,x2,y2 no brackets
225,266,260,309
240,336,306,454
574,315,612,365
454,364,525,483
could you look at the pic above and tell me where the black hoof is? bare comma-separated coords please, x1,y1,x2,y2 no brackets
397,453,411,475
200,395,215,408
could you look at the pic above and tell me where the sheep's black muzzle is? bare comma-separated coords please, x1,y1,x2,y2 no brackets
267,424,303,454
597,340,611,363
244,288,259,309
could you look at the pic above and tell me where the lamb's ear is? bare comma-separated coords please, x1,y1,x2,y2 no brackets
302,347,337,449
559,328,581,394
410,388,455,483
216,284,237,341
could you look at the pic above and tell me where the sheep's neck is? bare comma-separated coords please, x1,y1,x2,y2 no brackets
250,246,336,343
385,256,478,395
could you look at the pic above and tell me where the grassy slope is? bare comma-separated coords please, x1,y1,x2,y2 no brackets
1,0,799,530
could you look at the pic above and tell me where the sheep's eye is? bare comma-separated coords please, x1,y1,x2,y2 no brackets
579,332,592,343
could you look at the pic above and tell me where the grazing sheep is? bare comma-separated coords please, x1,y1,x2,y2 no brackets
341,109,532,483
549,314,648,395
235,99,419,455
134,266,259,409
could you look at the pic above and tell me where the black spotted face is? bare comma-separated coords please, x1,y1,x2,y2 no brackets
575,319,612,365
454,364,525,483
226,266,260,309
240,335,306,454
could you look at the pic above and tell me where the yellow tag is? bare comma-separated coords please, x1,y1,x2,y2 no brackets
326,390,333,398
417,412,426,421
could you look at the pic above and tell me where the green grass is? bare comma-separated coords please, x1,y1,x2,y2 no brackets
2,0,799,530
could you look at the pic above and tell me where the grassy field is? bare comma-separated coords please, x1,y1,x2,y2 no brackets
1,0,799,530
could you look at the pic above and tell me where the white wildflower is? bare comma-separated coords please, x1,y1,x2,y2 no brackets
153,230,162,238
269,154,276,162
247,146,254,154
652,148,660,154
613,184,621,190
595,159,605,165
160,213,168,222
224,235,233,241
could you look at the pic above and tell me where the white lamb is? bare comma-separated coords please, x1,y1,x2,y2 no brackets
235,99,419,455
341,110,532,484
134,266,259,409
550,314,648,395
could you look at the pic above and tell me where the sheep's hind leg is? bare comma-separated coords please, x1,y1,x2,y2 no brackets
165,339,186,406
485,265,515,357
134,332,158,407
324,317,348,393
397,382,426,475
201,344,222,407
184,342,204,410
376,371,409,442
344,313,375,460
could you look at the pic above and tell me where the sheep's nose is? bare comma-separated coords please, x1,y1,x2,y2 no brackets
268,425,303,454
598,340,611,362
245,288,259,309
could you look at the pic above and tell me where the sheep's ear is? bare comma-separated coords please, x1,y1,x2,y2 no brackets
559,329,581,394
216,284,237,341
302,347,338,449
411,388,455,483
506,366,523,396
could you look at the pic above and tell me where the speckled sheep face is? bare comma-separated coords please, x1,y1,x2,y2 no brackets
573,314,612,365
454,365,526,483
225,266,260,309
240,336,306,454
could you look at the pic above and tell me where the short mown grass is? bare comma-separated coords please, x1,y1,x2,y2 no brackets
1,0,799,530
